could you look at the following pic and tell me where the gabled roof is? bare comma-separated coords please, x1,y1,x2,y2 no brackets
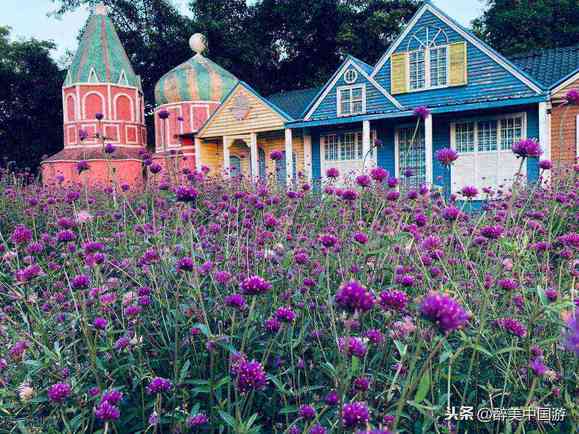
65,6,141,89
370,1,544,94
508,44,579,89
267,87,322,119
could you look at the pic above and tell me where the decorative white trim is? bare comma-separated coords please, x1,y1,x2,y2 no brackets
190,103,211,131
223,136,231,177
370,3,543,94
65,93,77,122
303,130,313,182
88,68,99,83
125,125,139,144
156,100,217,110
305,58,403,120
250,132,259,181
113,93,135,122
285,128,294,183
107,84,112,121
424,113,433,184
538,102,550,160
337,84,367,117
344,68,358,84
406,45,450,92
576,115,579,158
195,137,202,171
118,70,129,86
104,124,121,143
81,91,106,120
42,158,143,164
551,71,579,95
63,83,142,92
66,125,77,145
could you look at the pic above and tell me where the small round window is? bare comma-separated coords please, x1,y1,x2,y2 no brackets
344,68,358,84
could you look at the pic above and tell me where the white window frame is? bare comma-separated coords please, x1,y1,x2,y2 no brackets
576,115,579,158
321,129,377,162
336,84,366,117
344,68,358,84
407,45,449,92
394,124,427,185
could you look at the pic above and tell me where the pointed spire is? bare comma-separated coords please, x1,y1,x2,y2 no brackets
95,3,108,15
190,34,207,57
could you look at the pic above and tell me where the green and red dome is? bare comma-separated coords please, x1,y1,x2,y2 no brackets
154,35,238,106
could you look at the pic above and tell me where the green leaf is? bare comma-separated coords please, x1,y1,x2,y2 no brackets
414,372,431,404
218,411,236,428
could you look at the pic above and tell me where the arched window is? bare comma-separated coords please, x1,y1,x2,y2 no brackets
115,94,133,121
84,92,105,120
406,26,449,90
66,95,77,121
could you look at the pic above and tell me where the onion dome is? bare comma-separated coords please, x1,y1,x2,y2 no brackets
154,34,238,106
63,4,141,89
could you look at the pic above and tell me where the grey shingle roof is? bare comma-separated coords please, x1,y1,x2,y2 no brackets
267,87,322,119
509,44,579,89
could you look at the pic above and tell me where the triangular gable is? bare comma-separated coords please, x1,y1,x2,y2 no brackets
371,2,543,94
118,70,129,86
303,55,403,121
197,82,292,138
88,67,100,83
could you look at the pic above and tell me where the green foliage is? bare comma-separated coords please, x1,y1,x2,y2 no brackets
0,26,64,172
473,0,579,55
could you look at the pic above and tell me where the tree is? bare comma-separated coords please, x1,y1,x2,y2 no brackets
473,0,579,55
0,26,64,171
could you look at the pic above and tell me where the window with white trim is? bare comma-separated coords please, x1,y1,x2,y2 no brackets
455,115,523,154
322,130,376,161
397,126,426,188
407,26,449,91
337,85,365,116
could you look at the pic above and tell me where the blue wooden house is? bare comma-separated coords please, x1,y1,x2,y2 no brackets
281,0,554,196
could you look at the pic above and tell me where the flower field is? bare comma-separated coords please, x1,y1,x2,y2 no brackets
0,161,577,434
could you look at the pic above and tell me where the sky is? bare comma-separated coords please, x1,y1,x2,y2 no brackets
2,0,486,63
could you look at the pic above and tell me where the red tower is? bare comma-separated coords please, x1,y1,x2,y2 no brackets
41,4,147,189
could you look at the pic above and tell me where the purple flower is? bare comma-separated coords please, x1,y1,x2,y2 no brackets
319,233,339,248
158,109,170,119
512,138,542,158
299,404,316,420
338,337,367,358
175,186,198,202
275,306,296,323
93,317,108,330
95,112,104,120
529,358,547,376
539,159,552,170
176,257,194,272
104,143,115,154
265,318,281,333
309,424,327,434
435,148,459,166
461,185,478,198
241,275,272,295
494,318,527,338
72,274,90,289
356,175,371,188
47,383,72,403
101,389,123,405
224,294,246,310
231,358,267,393
442,206,461,221
565,88,579,105
79,129,88,141
11,225,33,245
420,292,470,333
149,163,162,174
497,278,518,291
365,329,384,345
413,105,430,119
481,225,504,240
114,336,130,352
341,401,369,428
187,413,209,427
325,390,340,406
76,160,90,174
562,315,579,356
353,232,368,244
335,280,375,313
379,290,408,312
270,150,283,161
370,167,389,182
353,376,370,392
146,377,172,394
95,400,120,421
326,167,340,178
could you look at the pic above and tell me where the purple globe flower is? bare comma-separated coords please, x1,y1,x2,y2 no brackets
319,233,339,248
326,167,340,178
413,105,430,119
435,148,459,166
325,390,340,406
379,290,408,312
420,292,470,333
47,383,72,403
241,275,272,295
186,413,209,427
299,404,316,420
539,159,552,170
275,306,296,323
342,401,369,428
231,358,268,393
442,206,461,221
93,317,108,330
79,129,89,141
175,186,198,202
224,294,246,310
353,232,368,244
461,185,478,198
338,337,367,358
562,315,579,356
149,163,162,174
76,160,90,174
146,377,172,395
101,389,123,405
72,274,90,289
11,225,33,245
95,400,120,421
512,138,542,158
335,280,375,313
104,143,115,154
309,424,327,434
95,112,104,120
480,225,504,240
370,167,389,182
565,88,579,105
529,358,547,377
494,318,527,338
270,150,283,161
158,110,170,119
356,175,371,188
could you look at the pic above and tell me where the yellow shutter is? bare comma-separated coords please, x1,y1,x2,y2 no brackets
391,52,408,94
449,41,467,86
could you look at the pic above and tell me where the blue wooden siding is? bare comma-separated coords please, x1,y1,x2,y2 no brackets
373,9,540,108
376,122,396,177
309,65,399,121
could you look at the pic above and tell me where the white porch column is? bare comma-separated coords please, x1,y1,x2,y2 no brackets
194,136,202,172
424,113,433,185
539,102,550,182
362,120,371,170
285,128,293,184
303,128,312,182
223,136,230,178
250,132,259,181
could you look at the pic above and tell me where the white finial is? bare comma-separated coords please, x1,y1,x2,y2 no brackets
95,3,108,15
189,33,207,56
